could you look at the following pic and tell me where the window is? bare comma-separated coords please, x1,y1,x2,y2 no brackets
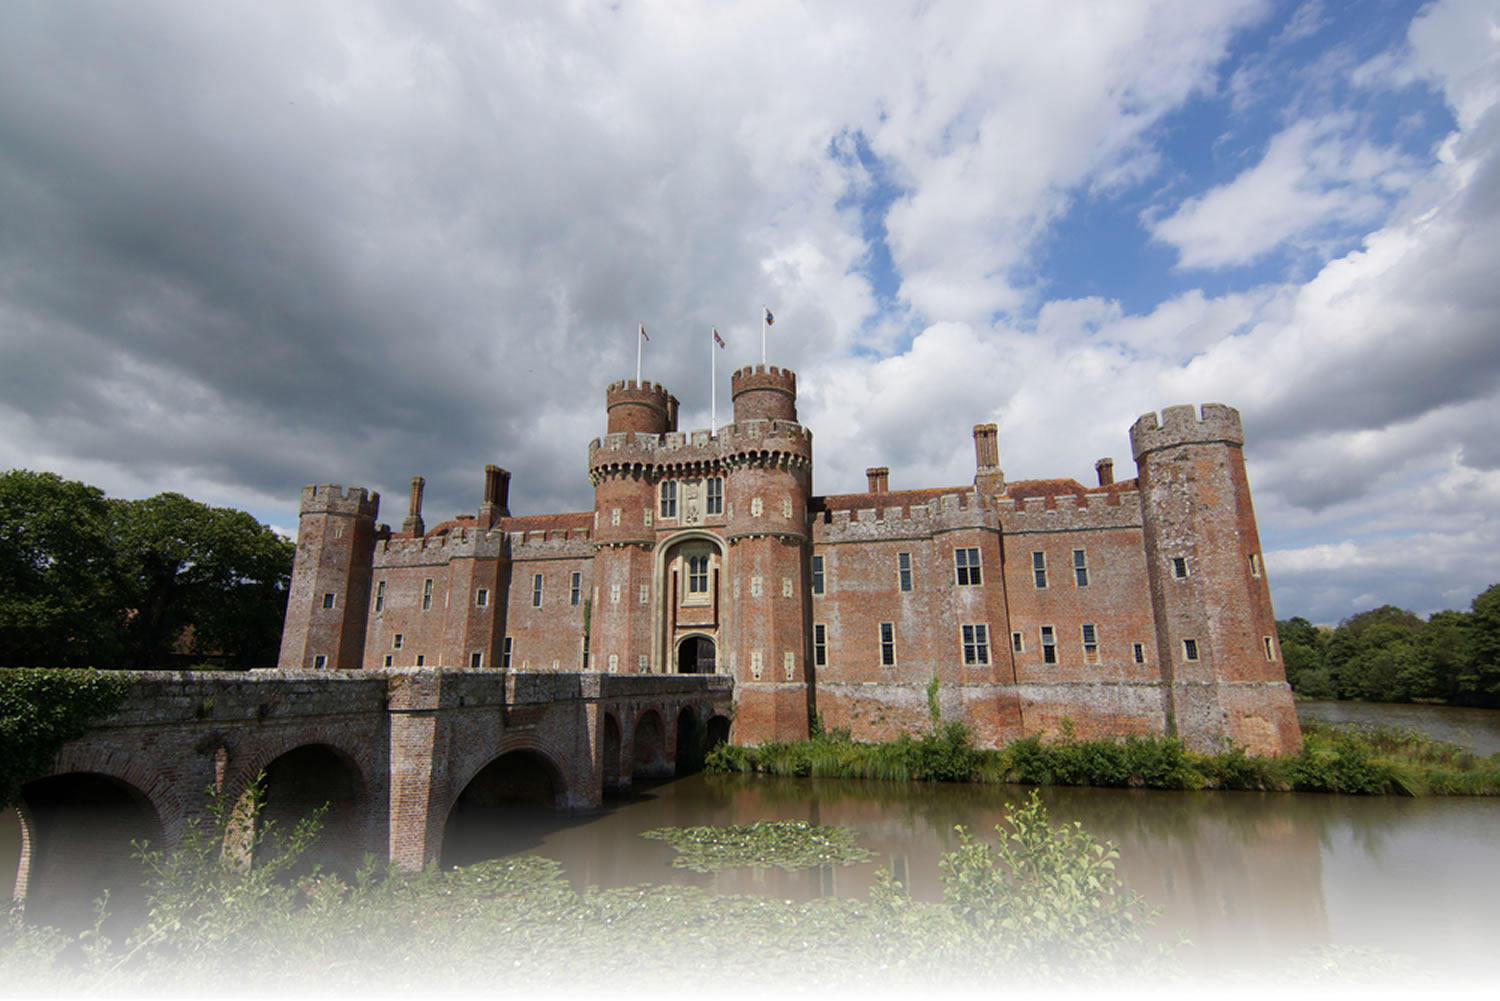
1250,553,1262,578
1040,626,1057,664
611,508,620,526
660,480,677,518
782,498,792,519
393,634,404,650
706,477,723,515
374,580,385,612
1032,551,1047,588
321,592,335,609
962,624,990,665
1012,631,1024,654
501,637,513,668
750,650,763,680
1183,638,1199,661
782,577,794,597
750,575,763,597
313,654,327,669
751,497,763,517
897,552,912,592
384,654,393,667
955,547,982,586
688,556,709,593
1132,642,1145,664
1264,636,1276,661
880,622,896,666
532,573,543,607
476,588,489,607
469,651,482,669
783,651,795,680
638,654,648,672
1073,549,1089,587
570,571,582,606
813,623,827,667
422,578,434,611
1082,623,1099,664
415,655,424,666
1172,557,1189,579
608,654,619,674
811,555,825,594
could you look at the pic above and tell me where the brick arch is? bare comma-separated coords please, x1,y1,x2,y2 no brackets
441,733,577,823
48,744,186,842
632,708,668,779
602,710,624,791
220,733,377,811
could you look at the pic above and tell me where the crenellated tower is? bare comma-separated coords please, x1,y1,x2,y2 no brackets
1131,404,1299,754
278,484,380,670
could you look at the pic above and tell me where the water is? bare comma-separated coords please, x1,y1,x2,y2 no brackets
1296,699,1500,756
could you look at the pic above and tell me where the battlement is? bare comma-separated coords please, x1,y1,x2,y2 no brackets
374,525,503,566
300,484,380,518
1129,403,1244,461
732,364,798,422
587,419,813,481
813,491,991,543
995,489,1143,534
606,379,679,435
508,526,595,560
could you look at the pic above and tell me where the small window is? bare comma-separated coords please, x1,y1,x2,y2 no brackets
751,650,763,679
611,507,621,526
962,624,990,665
611,583,621,604
1082,623,1099,664
1250,553,1262,578
374,580,385,612
570,571,582,606
751,575,763,597
638,654,648,672
897,552,912,592
1172,557,1189,579
470,651,483,669
321,592,335,610
393,634,404,650
880,622,896,666
532,573,543,607
415,654,425,667
783,651,795,680
1073,549,1089,587
782,577,793,597
313,654,328,669
1040,626,1057,664
608,653,619,674
1183,638,1199,661
813,623,827,667
1264,636,1276,661
706,477,723,515
688,556,709,594
383,654,393,667
639,584,649,604
1132,642,1145,664
811,555,825,595
955,547,982,586
476,588,489,608
751,497,763,517
660,480,677,518
1011,631,1024,654
1032,551,1047,589
501,637,513,668
422,578,434,610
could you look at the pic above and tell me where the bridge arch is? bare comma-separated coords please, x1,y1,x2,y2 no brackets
675,705,702,775
238,742,371,879
441,742,572,867
602,711,624,792
705,713,732,750
632,708,669,780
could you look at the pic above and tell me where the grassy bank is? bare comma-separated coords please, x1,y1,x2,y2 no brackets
705,719,1500,795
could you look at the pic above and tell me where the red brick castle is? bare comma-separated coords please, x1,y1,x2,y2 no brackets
278,364,1300,755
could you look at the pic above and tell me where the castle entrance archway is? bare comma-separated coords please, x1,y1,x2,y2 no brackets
676,635,716,674
653,530,728,674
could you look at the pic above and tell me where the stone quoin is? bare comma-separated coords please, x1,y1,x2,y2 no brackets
278,366,1300,756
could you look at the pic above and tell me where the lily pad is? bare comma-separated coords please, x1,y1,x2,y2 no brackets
641,820,874,872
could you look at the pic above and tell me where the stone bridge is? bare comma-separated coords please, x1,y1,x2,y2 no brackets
6,669,733,926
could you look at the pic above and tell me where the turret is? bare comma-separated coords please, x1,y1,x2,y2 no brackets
731,365,797,423
1130,404,1298,754
607,380,678,435
277,484,380,670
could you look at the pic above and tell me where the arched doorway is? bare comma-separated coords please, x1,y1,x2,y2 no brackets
676,635,717,674
250,744,366,880
18,773,164,934
441,750,567,867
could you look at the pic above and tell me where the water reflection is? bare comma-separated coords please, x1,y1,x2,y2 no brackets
1296,700,1500,756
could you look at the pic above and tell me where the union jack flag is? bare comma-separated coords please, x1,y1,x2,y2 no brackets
713,328,725,348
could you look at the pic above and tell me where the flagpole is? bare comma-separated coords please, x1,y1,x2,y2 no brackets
761,306,767,364
710,328,717,436
636,323,643,382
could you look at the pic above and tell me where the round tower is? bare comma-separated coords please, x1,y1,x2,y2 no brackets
606,380,678,435
731,365,797,423
1130,404,1299,755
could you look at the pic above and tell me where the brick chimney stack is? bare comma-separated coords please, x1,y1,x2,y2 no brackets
1096,457,1114,487
402,475,426,536
866,467,889,493
478,464,511,528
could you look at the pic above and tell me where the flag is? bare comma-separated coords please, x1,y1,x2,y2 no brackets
764,308,774,326
713,328,725,348
639,324,649,342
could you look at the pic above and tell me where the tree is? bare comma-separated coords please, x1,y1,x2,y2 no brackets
1464,584,1500,707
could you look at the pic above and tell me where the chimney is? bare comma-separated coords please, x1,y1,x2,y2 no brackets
973,424,1004,496
865,466,889,494
402,475,426,536
478,464,512,528
1095,458,1114,487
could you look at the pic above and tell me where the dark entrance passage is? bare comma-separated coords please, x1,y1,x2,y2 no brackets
675,707,704,776
253,744,366,880
603,713,624,793
705,715,732,751
442,751,568,867
676,635,716,674
18,773,163,935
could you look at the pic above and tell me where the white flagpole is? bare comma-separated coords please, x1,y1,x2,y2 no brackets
636,323,643,382
761,306,767,364
710,328,717,435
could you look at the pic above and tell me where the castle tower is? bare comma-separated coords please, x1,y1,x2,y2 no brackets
278,484,380,670
588,381,678,677
1130,405,1299,755
723,365,814,742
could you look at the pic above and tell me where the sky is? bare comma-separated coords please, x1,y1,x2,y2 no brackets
1,0,1498,626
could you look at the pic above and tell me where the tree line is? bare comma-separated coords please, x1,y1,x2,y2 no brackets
0,470,294,670
1277,585,1500,707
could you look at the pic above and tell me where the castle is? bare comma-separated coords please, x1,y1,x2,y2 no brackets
277,365,1300,755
